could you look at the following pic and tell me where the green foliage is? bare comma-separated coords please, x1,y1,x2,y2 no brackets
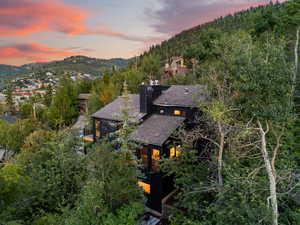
0,56,131,81
48,76,78,128
86,143,144,210
63,180,143,225
5,87,15,114
0,164,31,211
112,82,139,158
283,0,300,27
43,84,53,107
31,213,61,225
140,53,161,80
1,2,300,225
61,142,144,225
88,73,120,114
0,131,144,225
19,102,33,119
161,24,297,225
0,119,40,154
75,78,93,94
2,131,87,223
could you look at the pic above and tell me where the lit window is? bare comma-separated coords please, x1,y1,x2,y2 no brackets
95,121,101,137
152,149,160,161
138,181,150,194
152,149,160,171
160,109,164,114
139,147,148,168
170,147,176,157
170,145,181,158
174,110,181,115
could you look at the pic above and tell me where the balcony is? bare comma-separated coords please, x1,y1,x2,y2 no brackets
83,134,93,142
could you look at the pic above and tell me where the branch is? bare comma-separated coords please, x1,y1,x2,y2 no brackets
200,135,220,148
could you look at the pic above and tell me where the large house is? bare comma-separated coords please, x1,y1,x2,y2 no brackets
84,83,207,214
161,56,188,81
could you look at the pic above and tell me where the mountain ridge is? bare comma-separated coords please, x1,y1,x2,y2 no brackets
0,55,133,81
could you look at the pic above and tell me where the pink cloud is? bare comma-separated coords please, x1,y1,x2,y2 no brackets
0,0,165,44
0,42,88,64
0,0,89,36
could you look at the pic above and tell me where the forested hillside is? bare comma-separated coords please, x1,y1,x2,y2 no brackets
0,56,132,83
0,65,24,80
26,56,132,75
142,0,299,62
1,1,300,225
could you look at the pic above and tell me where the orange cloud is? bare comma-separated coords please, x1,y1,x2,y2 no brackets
0,0,89,36
0,0,165,44
0,42,87,64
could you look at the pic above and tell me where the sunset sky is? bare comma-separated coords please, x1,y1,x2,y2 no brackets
0,0,287,66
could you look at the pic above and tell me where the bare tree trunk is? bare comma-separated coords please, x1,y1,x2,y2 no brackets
217,121,225,187
33,103,36,119
271,128,283,179
257,120,278,225
292,26,300,97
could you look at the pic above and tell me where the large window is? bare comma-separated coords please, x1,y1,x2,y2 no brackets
174,110,185,116
170,145,181,158
95,120,101,137
151,149,160,171
138,181,150,194
174,110,181,115
139,147,148,169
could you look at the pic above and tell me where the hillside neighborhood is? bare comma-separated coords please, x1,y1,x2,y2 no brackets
0,1,300,225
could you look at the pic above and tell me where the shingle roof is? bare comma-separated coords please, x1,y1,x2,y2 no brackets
153,85,207,107
92,94,146,122
130,115,185,146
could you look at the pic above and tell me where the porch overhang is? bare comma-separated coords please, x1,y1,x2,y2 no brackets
130,114,185,146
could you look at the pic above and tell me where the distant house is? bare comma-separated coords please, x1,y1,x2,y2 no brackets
161,56,188,80
84,83,208,214
11,92,33,105
0,86,6,91
0,93,6,105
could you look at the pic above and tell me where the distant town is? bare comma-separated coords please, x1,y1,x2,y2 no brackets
0,71,98,109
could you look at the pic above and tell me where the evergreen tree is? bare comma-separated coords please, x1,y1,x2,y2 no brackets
43,84,53,107
5,87,15,114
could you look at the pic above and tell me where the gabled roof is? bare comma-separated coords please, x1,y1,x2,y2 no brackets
92,94,146,122
153,85,207,107
130,114,185,146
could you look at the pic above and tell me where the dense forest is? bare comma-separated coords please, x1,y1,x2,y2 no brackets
1,0,300,225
